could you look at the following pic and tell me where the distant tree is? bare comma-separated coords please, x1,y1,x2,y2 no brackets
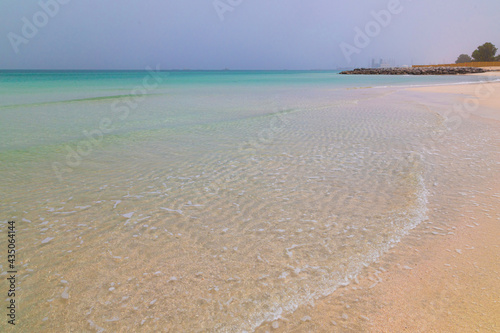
455,54,472,63
471,42,498,62
496,54,500,61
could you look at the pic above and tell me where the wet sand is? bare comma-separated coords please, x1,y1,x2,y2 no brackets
368,185,500,332
255,78,500,332
367,73,500,332
353,79,500,332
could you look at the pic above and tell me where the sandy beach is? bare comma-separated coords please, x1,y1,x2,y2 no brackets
367,71,500,332
255,73,500,332
368,186,500,332
2,0,499,330
410,71,500,122
2,70,498,332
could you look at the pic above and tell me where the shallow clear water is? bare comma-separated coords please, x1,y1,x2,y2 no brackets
0,70,497,332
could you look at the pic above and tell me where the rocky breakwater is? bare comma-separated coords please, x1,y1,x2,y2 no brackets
340,67,487,75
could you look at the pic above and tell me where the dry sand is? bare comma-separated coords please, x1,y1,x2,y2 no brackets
409,71,500,122
368,187,500,332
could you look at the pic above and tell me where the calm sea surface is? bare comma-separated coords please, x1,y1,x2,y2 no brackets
0,71,498,331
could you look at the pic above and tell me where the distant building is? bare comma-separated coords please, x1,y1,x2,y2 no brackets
371,58,382,68
371,58,396,68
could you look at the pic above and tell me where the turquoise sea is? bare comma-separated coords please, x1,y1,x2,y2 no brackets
0,70,498,331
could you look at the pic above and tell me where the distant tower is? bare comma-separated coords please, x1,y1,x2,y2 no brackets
371,58,384,68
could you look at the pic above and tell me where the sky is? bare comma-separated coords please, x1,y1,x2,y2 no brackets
1,0,499,70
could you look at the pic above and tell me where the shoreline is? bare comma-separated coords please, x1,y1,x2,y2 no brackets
369,74,500,332
368,184,500,332
256,76,500,332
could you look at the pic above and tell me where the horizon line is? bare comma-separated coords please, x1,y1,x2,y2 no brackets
0,68,348,71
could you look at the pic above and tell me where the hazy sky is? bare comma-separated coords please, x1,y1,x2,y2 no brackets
1,0,499,69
